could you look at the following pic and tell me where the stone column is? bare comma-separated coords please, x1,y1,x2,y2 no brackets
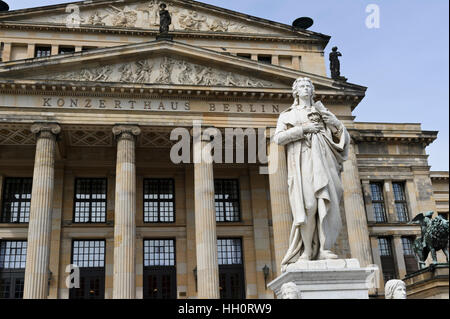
267,140,292,277
193,131,220,299
393,236,407,279
23,123,61,299
1,42,11,61
112,125,141,299
341,141,373,267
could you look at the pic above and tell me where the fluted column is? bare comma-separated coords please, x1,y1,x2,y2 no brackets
24,123,61,299
341,140,373,267
267,139,292,277
112,125,141,299
193,129,220,299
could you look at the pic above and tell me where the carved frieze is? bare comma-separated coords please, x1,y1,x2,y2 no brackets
13,1,269,34
37,56,273,87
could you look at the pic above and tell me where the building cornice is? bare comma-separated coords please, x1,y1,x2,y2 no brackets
0,21,326,45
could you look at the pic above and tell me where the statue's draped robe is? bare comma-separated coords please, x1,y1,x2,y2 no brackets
273,102,350,271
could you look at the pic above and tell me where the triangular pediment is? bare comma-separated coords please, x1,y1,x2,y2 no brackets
0,40,366,97
0,0,328,40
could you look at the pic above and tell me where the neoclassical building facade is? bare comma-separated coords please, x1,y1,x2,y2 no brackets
0,0,447,299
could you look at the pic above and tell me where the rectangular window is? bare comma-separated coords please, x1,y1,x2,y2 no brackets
393,182,409,222
73,178,107,223
143,239,176,299
370,183,387,223
402,237,419,274
215,179,241,222
0,241,27,299
1,178,32,223
58,46,75,55
143,179,175,223
70,240,105,299
35,46,51,58
257,55,272,64
218,238,245,299
236,53,251,60
378,237,397,283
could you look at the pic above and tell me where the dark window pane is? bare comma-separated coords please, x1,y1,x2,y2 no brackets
1,178,32,223
393,183,409,222
378,237,397,283
71,240,105,268
370,183,387,223
218,239,243,265
144,239,175,267
143,179,175,223
59,47,75,55
0,241,27,299
74,178,107,223
215,179,241,222
35,46,51,58
0,241,27,269
143,239,176,299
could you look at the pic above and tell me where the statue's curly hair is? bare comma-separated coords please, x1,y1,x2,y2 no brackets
292,77,315,100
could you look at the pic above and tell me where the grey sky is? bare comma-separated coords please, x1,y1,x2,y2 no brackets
6,0,450,171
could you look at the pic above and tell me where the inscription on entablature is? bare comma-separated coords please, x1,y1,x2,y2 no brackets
0,95,288,114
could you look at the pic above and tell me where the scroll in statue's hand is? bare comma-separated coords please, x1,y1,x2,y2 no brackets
321,113,341,128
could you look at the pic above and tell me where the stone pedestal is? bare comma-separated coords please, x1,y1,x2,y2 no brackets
268,259,374,299
404,264,449,299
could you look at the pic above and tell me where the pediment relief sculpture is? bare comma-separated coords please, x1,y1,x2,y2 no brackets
31,56,274,88
5,1,273,34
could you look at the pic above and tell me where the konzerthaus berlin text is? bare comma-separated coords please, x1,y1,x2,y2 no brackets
0,0,448,299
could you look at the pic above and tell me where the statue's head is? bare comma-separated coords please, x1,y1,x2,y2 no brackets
332,46,338,52
280,282,300,299
292,77,315,103
385,280,407,299
160,3,167,10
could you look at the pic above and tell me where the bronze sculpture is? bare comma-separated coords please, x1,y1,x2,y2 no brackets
159,3,171,34
329,46,346,81
410,211,449,267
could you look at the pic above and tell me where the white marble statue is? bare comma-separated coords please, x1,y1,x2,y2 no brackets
274,77,350,272
384,280,407,299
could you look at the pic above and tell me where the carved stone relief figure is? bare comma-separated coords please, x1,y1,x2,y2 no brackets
135,60,154,83
137,0,160,26
178,10,207,31
119,63,135,82
155,57,173,84
108,5,138,28
37,56,273,88
176,61,194,84
88,11,107,26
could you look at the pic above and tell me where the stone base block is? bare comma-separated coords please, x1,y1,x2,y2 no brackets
404,263,449,299
268,259,374,299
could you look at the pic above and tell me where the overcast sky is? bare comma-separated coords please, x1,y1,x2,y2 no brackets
6,0,450,171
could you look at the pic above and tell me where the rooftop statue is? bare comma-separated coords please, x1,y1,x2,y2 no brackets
159,3,172,34
329,46,347,82
274,77,350,272
410,212,449,267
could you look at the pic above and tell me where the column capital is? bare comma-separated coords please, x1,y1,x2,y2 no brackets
112,125,141,141
31,123,61,139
